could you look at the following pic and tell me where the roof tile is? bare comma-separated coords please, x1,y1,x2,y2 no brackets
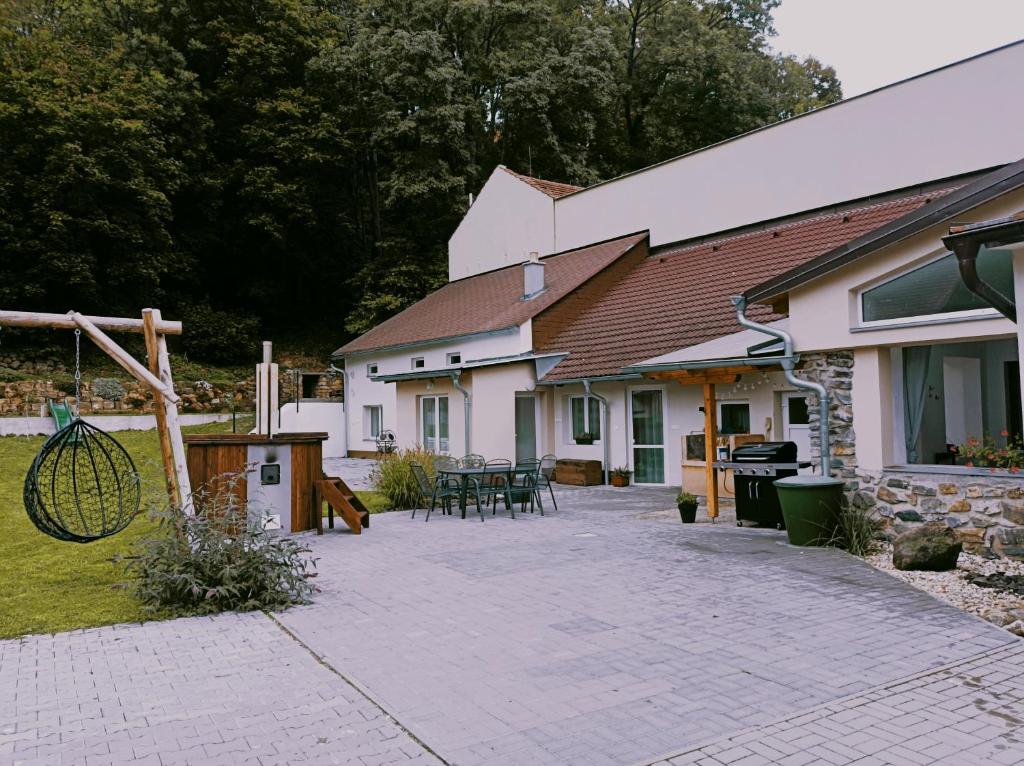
503,167,582,198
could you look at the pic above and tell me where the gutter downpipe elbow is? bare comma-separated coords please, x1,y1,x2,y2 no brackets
583,379,610,485
450,370,471,454
949,241,1017,322
731,295,831,477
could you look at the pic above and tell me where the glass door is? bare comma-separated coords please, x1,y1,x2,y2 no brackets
515,395,538,463
630,388,665,483
782,393,812,463
421,395,449,452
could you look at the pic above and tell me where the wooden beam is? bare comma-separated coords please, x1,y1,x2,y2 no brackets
645,365,770,384
0,310,181,335
142,309,180,508
71,313,180,403
154,326,192,513
703,382,719,520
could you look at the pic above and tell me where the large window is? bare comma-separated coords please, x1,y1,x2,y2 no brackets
894,339,1020,466
421,395,449,452
718,401,751,435
363,405,382,440
861,248,1013,326
567,395,601,441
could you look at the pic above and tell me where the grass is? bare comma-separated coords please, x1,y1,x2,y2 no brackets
0,418,387,639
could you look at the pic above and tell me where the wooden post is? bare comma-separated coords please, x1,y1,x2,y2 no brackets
703,382,719,519
142,309,180,507
154,327,192,513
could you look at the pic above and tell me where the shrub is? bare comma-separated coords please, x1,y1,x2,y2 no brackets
370,447,439,509
92,377,126,401
121,480,317,616
830,500,883,557
181,303,260,364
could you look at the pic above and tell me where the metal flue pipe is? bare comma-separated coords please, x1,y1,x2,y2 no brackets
731,296,831,477
450,370,471,454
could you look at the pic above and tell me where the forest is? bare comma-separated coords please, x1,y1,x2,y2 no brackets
0,0,840,362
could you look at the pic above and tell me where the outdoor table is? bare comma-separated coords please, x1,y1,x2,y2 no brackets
437,465,513,518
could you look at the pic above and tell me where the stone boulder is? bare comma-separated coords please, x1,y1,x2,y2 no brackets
892,525,962,571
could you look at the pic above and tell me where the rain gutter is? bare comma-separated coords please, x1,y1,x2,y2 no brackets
450,370,471,454
942,213,1023,322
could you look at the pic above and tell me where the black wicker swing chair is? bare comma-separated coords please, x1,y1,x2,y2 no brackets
23,418,142,543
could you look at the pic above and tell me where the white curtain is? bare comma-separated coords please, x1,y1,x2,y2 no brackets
903,347,932,463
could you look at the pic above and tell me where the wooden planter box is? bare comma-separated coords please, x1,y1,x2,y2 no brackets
553,459,604,486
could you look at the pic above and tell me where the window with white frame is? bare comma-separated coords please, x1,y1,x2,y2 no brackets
420,395,449,452
446,351,462,366
565,395,601,441
718,401,750,435
412,357,425,369
859,248,1014,327
363,405,383,440
366,363,378,376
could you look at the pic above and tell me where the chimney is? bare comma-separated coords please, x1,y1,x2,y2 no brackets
523,252,545,299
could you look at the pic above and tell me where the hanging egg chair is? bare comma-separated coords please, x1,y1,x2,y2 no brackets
24,419,142,543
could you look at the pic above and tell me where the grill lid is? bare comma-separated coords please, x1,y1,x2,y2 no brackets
730,441,798,462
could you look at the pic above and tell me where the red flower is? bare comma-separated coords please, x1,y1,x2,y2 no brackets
1001,429,1010,437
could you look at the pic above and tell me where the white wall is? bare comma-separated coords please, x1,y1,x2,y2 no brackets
448,167,556,281
279,401,347,458
553,42,1024,254
0,412,232,437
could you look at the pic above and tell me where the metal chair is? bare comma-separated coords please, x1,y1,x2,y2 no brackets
437,455,486,521
478,459,514,518
459,453,485,468
511,459,543,515
376,430,397,458
537,454,558,511
411,462,459,521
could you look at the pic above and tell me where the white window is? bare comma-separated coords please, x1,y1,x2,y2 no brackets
420,395,449,452
565,395,601,441
858,248,1013,327
412,357,425,369
366,363,378,376
446,352,462,366
363,405,383,440
718,401,750,435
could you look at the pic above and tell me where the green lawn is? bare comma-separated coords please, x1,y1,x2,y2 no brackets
0,420,386,639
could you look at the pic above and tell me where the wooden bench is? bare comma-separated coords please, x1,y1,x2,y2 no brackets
553,459,604,486
315,475,370,534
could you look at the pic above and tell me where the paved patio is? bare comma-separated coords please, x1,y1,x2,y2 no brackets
2,484,1023,765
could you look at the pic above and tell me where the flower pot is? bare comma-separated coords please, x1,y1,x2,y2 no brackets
678,502,698,523
611,475,629,487
575,437,594,446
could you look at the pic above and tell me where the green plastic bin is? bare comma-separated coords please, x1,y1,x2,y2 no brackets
773,475,844,547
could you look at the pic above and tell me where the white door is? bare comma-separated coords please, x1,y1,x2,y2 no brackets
943,357,983,445
515,395,538,463
782,393,812,463
420,395,449,453
629,387,666,484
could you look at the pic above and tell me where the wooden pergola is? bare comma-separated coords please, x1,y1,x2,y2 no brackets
0,309,191,509
643,364,777,519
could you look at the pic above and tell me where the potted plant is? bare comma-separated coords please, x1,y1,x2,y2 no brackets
574,431,597,446
610,466,632,487
676,491,698,523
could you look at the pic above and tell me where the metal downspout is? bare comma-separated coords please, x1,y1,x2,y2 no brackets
731,296,832,477
450,371,471,454
583,380,610,485
947,240,1017,322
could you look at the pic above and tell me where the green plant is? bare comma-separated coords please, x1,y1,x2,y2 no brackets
827,500,883,557
369,447,439,509
676,490,698,506
180,304,261,365
955,432,1023,472
122,479,318,616
92,377,126,401
610,466,632,478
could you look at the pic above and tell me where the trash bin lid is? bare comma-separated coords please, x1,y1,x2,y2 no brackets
773,475,844,489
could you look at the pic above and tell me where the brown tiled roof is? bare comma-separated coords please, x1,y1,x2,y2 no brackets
502,167,582,198
335,232,647,355
537,188,959,381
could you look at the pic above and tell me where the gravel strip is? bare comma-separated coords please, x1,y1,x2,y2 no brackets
866,542,1024,636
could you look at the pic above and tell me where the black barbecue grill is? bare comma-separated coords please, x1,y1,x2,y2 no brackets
713,441,811,529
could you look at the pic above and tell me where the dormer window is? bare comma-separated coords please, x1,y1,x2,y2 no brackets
447,352,462,366
412,357,425,369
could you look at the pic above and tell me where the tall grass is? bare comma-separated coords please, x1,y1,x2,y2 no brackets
369,447,440,510
829,499,883,557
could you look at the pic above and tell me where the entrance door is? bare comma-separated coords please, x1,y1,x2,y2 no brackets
782,393,812,462
515,395,538,463
630,388,665,484
421,395,449,452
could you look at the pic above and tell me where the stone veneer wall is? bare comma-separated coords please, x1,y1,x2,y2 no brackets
795,348,1024,559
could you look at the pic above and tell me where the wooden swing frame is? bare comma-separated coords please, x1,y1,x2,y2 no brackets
0,308,192,511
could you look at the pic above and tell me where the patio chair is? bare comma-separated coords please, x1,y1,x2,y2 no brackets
510,459,543,515
537,453,558,511
436,455,486,521
411,462,459,521
459,453,485,468
478,459,514,518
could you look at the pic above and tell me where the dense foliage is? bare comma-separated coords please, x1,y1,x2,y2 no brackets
371,447,439,509
0,0,840,355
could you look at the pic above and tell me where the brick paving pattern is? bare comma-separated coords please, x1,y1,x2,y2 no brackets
1,483,1022,765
